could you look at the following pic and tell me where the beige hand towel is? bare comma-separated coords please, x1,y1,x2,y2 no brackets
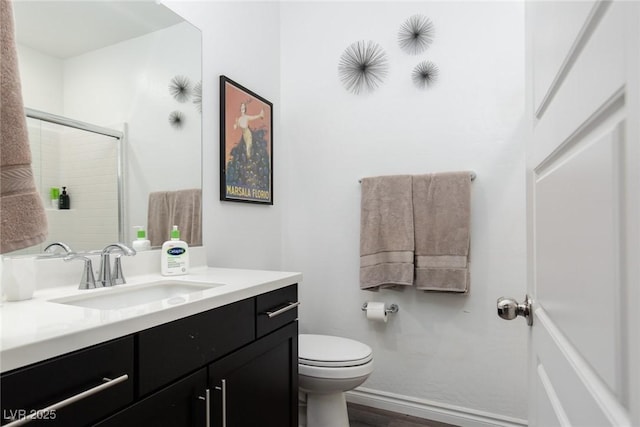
147,189,202,247
0,0,48,254
360,175,414,290
413,172,471,292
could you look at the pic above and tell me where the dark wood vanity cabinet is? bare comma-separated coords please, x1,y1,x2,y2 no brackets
0,337,134,427
94,368,208,427
1,284,299,427
209,285,299,427
209,321,298,427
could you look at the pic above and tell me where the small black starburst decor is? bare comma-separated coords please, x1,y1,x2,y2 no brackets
338,40,389,95
168,110,184,129
398,14,434,55
193,81,202,113
169,75,192,103
412,60,439,89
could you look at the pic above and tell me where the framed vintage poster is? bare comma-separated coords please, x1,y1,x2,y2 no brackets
220,76,273,204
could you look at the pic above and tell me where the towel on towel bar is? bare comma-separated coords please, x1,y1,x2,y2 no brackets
359,175,414,290
413,172,471,292
0,0,48,254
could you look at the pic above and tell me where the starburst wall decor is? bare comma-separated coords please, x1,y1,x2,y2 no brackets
338,40,389,95
398,14,434,55
412,60,439,89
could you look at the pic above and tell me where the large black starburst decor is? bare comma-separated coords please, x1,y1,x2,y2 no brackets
398,14,434,55
338,40,389,95
412,60,439,89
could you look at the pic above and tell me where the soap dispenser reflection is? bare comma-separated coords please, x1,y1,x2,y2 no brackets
132,226,151,251
59,186,70,209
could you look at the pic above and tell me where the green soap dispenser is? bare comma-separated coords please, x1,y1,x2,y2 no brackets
59,186,70,209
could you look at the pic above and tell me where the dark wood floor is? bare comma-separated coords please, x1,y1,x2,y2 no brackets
347,403,458,427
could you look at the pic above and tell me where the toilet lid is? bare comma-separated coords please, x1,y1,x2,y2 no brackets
299,334,373,367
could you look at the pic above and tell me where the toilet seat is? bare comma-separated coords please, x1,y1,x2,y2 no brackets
299,334,373,368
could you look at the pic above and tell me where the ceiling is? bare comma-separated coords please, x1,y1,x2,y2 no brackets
12,1,184,59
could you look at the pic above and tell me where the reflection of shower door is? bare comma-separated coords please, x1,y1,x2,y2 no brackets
21,110,123,255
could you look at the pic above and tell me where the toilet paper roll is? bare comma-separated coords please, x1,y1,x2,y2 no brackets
365,302,388,323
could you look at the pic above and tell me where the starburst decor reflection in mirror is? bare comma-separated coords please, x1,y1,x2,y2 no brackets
338,40,389,95
193,81,202,113
398,14,434,55
412,60,439,89
169,75,192,103
168,110,184,129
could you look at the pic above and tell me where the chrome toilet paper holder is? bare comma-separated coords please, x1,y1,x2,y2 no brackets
361,302,399,314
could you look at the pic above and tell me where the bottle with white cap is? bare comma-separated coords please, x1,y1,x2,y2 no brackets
132,226,151,251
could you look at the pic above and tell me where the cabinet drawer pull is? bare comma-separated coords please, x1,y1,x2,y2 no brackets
198,389,211,427
5,374,129,427
264,301,300,318
215,379,227,427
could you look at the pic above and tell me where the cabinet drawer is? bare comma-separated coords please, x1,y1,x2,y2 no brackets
256,284,298,338
0,336,134,427
138,298,255,396
95,368,207,427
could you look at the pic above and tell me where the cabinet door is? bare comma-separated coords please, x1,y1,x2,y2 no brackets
95,368,208,427
208,322,298,427
0,337,134,427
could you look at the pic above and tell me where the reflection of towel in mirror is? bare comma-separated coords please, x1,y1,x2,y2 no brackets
0,0,48,254
147,189,202,247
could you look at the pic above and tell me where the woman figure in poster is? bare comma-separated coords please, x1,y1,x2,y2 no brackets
226,102,270,192
234,102,264,157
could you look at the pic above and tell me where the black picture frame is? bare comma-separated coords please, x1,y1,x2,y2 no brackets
220,76,273,205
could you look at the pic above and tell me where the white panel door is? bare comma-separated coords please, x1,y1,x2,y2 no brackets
518,1,640,425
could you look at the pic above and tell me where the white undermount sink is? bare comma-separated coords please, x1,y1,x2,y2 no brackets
50,281,224,310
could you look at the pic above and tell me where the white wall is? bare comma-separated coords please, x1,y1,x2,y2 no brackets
16,44,63,114
280,1,527,423
165,1,283,270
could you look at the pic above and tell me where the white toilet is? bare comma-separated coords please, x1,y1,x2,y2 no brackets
298,334,374,427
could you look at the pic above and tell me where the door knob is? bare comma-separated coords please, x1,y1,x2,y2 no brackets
497,295,532,326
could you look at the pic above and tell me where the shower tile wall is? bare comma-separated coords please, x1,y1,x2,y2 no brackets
23,119,119,254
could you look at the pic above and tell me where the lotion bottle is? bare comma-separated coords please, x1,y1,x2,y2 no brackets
161,225,189,276
132,226,151,251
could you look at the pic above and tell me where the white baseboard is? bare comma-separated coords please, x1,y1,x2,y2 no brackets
346,387,527,427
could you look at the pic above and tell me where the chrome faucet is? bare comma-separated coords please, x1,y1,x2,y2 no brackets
64,254,97,290
98,243,136,287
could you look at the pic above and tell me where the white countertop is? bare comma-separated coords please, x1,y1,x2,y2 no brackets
0,266,302,373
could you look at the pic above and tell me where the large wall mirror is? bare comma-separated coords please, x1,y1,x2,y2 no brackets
8,1,202,256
